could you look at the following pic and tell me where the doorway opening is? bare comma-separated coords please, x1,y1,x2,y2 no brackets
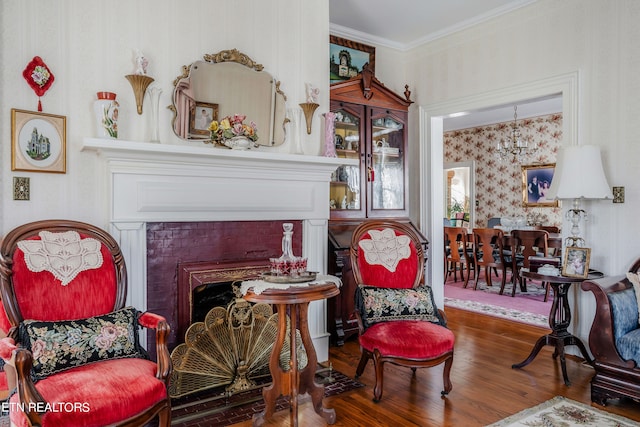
420,72,578,317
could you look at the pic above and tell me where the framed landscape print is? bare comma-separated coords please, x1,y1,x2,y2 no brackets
330,35,375,83
11,109,66,173
522,163,558,207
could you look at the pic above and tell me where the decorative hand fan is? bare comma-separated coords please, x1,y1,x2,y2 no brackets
22,56,55,111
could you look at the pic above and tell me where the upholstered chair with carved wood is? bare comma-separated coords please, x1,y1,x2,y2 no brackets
350,220,454,402
0,220,171,427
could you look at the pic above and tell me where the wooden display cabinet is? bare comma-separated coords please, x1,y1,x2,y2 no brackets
329,66,412,219
327,67,428,345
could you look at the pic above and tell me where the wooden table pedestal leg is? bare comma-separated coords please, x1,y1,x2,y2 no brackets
252,302,336,426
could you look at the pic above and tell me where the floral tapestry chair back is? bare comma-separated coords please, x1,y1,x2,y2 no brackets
0,219,171,427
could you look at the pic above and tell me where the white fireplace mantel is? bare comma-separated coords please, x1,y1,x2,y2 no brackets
81,137,357,360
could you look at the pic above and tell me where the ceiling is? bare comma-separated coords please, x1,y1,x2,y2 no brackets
328,0,561,131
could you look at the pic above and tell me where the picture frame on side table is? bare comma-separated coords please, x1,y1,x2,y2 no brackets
11,109,66,173
330,35,376,83
562,247,591,278
190,101,219,137
522,163,559,207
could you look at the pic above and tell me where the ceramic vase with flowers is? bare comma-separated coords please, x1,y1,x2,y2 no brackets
207,114,258,150
94,92,119,139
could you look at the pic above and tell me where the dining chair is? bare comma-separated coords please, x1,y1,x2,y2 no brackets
536,225,560,234
471,228,508,290
510,229,550,299
444,226,473,286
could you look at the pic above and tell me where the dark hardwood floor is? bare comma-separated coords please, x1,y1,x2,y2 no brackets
231,307,640,426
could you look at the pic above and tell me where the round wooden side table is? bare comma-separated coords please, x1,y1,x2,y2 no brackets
512,269,603,385
243,283,340,427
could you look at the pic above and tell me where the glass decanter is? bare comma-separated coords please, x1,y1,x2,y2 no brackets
270,223,306,276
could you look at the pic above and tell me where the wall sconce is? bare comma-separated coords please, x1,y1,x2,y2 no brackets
125,74,154,115
299,102,319,134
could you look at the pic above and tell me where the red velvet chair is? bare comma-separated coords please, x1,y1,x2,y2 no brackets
350,220,454,402
0,220,171,427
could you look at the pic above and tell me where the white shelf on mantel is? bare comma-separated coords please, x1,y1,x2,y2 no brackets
81,138,358,173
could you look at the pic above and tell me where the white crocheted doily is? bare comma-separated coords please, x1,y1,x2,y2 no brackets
17,231,104,286
240,274,342,295
358,228,411,272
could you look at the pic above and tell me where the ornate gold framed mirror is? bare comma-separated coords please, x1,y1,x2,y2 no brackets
170,49,287,147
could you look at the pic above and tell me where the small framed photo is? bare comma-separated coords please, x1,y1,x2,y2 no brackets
190,102,218,136
330,35,376,83
562,247,591,278
11,109,66,173
522,163,559,207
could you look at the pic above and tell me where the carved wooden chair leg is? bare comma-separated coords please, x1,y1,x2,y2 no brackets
355,349,372,378
372,351,384,403
441,355,454,397
543,282,550,302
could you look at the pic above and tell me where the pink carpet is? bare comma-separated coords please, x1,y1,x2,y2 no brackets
443,271,552,327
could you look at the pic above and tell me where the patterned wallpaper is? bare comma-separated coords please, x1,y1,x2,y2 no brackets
444,113,563,229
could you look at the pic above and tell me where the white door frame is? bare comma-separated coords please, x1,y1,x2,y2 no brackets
444,160,476,228
419,71,579,307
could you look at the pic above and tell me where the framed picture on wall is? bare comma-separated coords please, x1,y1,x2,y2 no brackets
522,163,559,207
562,247,590,278
11,109,66,173
330,35,375,83
190,102,218,137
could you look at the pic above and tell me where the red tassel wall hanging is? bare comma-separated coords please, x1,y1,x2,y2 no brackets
22,56,54,112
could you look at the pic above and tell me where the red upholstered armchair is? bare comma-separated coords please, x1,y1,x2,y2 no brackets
0,220,171,427
350,220,454,402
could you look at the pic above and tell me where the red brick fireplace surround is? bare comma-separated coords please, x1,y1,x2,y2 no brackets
146,220,302,351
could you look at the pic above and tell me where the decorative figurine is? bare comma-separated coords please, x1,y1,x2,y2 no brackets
305,83,319,103
134,49,149,75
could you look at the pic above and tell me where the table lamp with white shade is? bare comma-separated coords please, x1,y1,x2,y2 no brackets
545,145,612,247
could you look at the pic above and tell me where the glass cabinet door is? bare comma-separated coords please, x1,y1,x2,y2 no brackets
330,106,364,217
369,110,406,215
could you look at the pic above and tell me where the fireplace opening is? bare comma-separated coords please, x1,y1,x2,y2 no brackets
176,259,271,347
192,282,235,324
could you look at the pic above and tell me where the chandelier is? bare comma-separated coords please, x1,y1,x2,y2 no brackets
495,105,537,162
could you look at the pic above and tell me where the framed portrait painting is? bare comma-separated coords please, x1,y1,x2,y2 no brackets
330,35,376,83
11,109,66,173
562,247,591,278
522,163,559,207
190,102,218,137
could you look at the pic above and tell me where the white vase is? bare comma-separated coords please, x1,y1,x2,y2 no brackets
94,92,119,139
148,85,162,142
222,136,254,150
287,107,304,154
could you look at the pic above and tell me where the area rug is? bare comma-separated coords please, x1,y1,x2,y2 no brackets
486,396,639,426
444,274,552,327
170,367,363,426
444,297,549,328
